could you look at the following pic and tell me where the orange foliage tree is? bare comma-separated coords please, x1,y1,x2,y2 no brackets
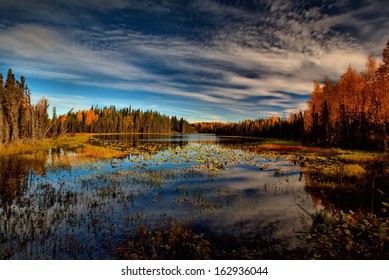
304,40,389,150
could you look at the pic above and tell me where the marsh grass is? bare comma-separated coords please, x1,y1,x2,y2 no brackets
0,134,126,167
310,163,366,181
116,220,211,260
302,149,389,217
342,164,366,179
0,139,52,156
1,133,388,260
335,153,378,164
74,145,126,160
260,138,301,146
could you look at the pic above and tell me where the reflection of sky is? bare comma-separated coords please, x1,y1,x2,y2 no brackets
201,165,318,250
13,140,318,258
95,133,261,145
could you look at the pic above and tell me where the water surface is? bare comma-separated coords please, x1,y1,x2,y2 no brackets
0,134,320,259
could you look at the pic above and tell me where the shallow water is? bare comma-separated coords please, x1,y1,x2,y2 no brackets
0,134,321,259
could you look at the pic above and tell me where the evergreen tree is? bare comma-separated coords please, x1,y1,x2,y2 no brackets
0,74,4,144
3,69,20,142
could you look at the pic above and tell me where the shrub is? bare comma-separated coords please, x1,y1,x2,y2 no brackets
302,210,389,259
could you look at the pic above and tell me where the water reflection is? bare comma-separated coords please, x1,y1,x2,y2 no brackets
1,134,321,259
0,154,47,209
304,164,388,213
95,133,261,147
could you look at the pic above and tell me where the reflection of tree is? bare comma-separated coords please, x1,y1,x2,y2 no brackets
48,147,72,171
93,134,260,153
0,154,47,209
303,170,386,213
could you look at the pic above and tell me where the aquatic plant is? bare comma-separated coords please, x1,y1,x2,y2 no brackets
116,220,211,260
2,133,387,260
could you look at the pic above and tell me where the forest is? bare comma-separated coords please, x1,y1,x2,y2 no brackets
195,40,389,151
192,114,304,141
0,69,194,145
64,106,195,135
303,43,389,150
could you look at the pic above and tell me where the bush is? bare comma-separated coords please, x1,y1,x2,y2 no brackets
302,210,389,259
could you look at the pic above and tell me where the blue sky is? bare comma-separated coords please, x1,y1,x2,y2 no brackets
0,0,388,122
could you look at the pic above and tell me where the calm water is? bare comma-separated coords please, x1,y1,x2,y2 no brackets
95,133,261,145
0,134,321,259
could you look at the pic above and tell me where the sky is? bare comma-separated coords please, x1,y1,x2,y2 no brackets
0,0,388,122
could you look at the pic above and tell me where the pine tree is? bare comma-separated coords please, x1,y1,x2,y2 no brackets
0,74,4,144
3,69,20,142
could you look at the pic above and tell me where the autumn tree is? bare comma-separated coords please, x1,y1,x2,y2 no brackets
64,105,194,134
193,114,303,140
377,40,389,150
304,40,389,150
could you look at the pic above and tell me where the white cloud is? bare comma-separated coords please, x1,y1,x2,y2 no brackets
1,1,388,121
30,94,91,114
0,24,151,81
0,21,370,120
0,24,66,57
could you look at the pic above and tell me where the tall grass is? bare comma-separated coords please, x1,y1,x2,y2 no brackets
0,134,125,161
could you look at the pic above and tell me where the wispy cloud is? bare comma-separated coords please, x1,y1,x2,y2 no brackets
0,0,388,122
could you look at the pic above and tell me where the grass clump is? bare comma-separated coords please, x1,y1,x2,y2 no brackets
336,153,377,164
318,165,340,178
75,144,125,160
0,139,52,156
53,134,91,150
116,220,211,260
342,164,366,179
260,138,301,146
307,163,366,184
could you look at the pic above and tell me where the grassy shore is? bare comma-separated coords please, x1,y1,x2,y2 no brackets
0,133,126,160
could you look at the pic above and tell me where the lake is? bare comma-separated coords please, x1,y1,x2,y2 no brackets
0,134,322,259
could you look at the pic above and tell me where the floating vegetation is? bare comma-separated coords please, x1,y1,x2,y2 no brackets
1,134,387,259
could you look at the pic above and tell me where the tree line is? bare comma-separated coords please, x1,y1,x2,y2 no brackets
192,114,304,140
0,68,194,145
64,106,195,135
